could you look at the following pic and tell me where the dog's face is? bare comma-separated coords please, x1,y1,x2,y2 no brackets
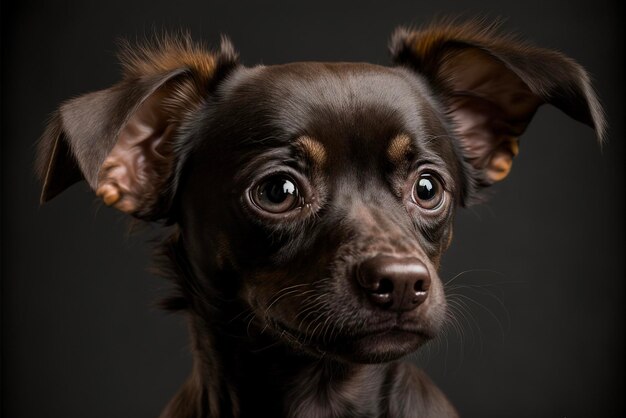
36,21,604,364
181,63,463,362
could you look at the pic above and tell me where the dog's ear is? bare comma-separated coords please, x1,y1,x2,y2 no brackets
36,35,238,221
390,20,605,185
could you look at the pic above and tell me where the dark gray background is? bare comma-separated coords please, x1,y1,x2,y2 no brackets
1,0,623,417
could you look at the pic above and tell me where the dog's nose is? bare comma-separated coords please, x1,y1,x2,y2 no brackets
357,255,431,311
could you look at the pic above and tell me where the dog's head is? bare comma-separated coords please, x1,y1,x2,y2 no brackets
37,21,604,363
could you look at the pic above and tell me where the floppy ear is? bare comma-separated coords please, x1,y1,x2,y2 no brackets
36,35,238,221
390,20,606,185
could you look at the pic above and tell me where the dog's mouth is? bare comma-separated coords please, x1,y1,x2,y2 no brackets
270,318,435,363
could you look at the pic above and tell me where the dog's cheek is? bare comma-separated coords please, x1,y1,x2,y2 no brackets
407,203,456,261
240,268,307,321
211,231,236,270
428,225,454,268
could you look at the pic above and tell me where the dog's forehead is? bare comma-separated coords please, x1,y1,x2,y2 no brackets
216,62,445,153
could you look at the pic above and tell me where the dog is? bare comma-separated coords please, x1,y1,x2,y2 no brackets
36,19,604,418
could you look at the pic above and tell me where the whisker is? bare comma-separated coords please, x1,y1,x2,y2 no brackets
228,307,254,324
444,268,507,287
264,284,311,315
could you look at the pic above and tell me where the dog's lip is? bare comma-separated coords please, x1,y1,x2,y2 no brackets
348,322,434,340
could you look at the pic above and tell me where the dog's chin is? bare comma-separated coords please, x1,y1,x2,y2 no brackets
272,320,435,363
309,326,435,363
331,329,432,363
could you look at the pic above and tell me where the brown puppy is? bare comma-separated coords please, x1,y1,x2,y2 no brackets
36,20,604,418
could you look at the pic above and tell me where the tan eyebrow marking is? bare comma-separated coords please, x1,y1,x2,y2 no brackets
387,134,412,164
297,136,327,168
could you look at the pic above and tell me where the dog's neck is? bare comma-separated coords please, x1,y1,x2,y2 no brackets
189,309,388,418
157,233,390,418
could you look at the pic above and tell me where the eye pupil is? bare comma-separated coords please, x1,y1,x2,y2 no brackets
412,173,444,210
264,179,296,204
254,175,300,214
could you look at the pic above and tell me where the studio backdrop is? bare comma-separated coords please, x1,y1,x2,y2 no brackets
1,0,623,417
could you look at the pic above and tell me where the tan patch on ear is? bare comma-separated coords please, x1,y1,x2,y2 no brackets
403,19,507,62
486,138,519,182
297,136,327,168
119,34,217,84
387,134,412,164
96,183,121,206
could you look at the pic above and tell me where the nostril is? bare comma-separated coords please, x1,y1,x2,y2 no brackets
375,278,394,295
413,279,430,293
369,278,394,308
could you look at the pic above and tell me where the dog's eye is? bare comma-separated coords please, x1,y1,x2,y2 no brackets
253,175,301,213
412,173,444,210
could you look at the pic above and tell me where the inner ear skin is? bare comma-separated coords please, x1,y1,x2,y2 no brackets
438,48,543,181
96,86,178,214
447,96,521,181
